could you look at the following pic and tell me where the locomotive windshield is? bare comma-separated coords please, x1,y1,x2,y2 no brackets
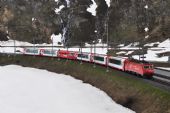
144,66,150,69
144,65,153,69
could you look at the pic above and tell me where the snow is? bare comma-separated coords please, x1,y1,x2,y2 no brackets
87,0,97,16
105,0,111,7
116,51,126,55
117,44,125,47
144,27,149,32
137,39,170,62
32,18,36,21
145,35,149,39
144,5,148,9
117,38,170,62
117,39,170,62
125,51,134,55
116,51,134,56
55,5,65,14
0,40,32,53
51,33,63,46
65,0,70,7
120,43,139,50
132,50,169,62
0,65,135,113
158,38,170,48
144,42,160,47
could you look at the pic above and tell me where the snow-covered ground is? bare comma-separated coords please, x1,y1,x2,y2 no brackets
119,39,170,62
0,65,135,113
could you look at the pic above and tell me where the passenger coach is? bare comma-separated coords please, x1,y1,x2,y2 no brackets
108,56,127,71
91,54,108,65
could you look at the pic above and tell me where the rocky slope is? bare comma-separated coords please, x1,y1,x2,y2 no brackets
0,0,170,45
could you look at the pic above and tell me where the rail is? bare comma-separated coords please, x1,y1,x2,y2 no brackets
153,68,170,86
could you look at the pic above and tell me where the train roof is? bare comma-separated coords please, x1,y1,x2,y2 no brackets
128,58,151,64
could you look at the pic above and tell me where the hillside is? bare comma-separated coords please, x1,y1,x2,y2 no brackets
0,0,170,45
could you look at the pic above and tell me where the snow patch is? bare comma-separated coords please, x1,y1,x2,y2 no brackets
144,42,160,47
105,0,111,7
55,5,65,14
65,0,70,7
0,65,135,113
32,17,36,21
51,34,63,46
144,5,148,9
116,51,126,55
158,38,170,48
144,27,149,32
87,0,97,16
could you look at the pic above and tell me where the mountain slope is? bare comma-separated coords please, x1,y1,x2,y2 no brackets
0,0,170,45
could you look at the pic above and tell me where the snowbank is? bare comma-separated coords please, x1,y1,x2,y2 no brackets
0,65,135,113
158,39,170,48
118,39,170,62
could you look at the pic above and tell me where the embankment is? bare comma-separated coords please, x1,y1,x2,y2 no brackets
0,54,170,113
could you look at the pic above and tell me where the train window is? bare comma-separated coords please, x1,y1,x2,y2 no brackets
44,50,51,54
26,49,30,52
109,59,121,65
78,54,88,59
44,50,55,55
32,49,38,53
26,49,38,53
94,56,104,61
51,51,56,55
78,54,81,57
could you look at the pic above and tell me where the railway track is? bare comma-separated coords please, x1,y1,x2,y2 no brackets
153,68,170,87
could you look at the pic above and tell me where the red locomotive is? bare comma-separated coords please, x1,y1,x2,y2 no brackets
124,59,154,78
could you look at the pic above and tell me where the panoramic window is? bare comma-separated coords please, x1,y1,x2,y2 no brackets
94,56,104,61
109,59,121,65
78,54,88,59
26,49,38,53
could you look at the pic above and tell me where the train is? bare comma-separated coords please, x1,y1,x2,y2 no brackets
23,48,154,78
